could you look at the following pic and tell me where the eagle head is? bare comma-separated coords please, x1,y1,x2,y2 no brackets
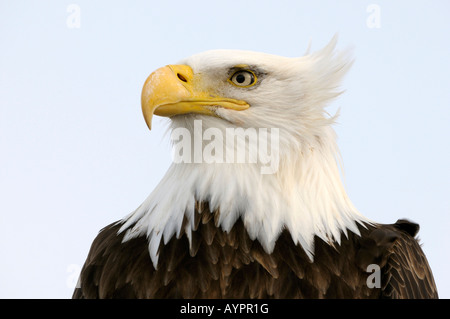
142,36,352,155
122,36,368,267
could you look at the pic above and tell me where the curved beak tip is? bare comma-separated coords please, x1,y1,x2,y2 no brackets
144,117,152,130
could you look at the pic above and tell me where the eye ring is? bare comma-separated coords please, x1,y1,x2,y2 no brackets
228,70,257,88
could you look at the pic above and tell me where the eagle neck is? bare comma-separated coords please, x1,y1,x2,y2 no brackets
119,123,370,268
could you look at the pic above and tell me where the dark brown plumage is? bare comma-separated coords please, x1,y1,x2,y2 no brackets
73,203,438,299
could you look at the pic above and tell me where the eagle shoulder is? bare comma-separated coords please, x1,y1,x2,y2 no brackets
73,221,153,299
378,219,438,299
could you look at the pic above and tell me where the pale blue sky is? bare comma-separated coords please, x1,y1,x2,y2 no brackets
1,0,449,298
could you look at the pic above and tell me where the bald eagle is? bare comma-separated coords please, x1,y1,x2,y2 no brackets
73,38,438,299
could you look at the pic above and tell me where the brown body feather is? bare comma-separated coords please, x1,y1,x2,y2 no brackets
73,204,438,299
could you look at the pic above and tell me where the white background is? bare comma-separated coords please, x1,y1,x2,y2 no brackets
1,0,449,298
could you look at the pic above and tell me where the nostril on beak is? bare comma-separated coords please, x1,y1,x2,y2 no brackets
177,73,188,82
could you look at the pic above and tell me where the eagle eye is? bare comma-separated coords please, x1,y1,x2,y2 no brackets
229,70,257,88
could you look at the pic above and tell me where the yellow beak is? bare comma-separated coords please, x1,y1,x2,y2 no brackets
141,65,249,129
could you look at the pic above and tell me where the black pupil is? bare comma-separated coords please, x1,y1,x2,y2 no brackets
236,73,246,83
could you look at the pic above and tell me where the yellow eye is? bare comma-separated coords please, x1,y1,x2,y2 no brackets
229,70,257,87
